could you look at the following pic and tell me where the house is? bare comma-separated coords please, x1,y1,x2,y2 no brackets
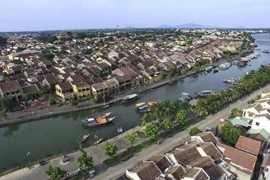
7,50,41,60
38,58,52,69
191,132,218,145
217,142,257,179
0,80,23,101
165,165,210,180
55,82,74,102
148,155,172,172
250,114,270,133
115,75,133,90
71,81,91,99
243,103,263,118
22,84,40,94
42,74,58,91
235,136,261,156
126,161,162,180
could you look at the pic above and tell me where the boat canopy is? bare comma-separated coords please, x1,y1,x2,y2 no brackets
147,101,157,106
125,94,138,99
136,102,146,107
182,92,190,96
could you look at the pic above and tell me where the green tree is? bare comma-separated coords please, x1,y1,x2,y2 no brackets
176,110,187,125
41,52,55,61
125,133,136,146
144,122,158,140
189,127,202,136
0,110,8,119
160,118,172,132
141,113,154,126
0,36,7,48
229,108,243,119
220,122,242,146
0,98,15,112
46,166,66,180
16,47,26,52
103,143,118,158
77,149,95,173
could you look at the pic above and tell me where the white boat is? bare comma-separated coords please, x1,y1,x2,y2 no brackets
102,104,109,109
219,62,231,70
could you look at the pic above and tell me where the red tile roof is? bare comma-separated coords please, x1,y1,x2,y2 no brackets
217,142,257,172
235,136,261,155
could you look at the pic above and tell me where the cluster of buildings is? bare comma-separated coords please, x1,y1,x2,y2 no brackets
0,29,251,103
121,132,262,180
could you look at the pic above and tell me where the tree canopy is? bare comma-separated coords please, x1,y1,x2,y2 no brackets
229,108,243,119
160,118,172,132
125,133,136,146
144,122,158,140
46,166,66,180
189,127,202,136
0,98,15,112
220,122,242,146
77,149,94,172
176,110,187,125
103,143,118,158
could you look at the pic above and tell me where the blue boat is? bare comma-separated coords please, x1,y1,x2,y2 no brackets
205,66,213,72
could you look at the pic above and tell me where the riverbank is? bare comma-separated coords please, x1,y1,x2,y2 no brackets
0,68,200,127
2,78,270,180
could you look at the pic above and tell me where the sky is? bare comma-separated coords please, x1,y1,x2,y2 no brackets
0,0,270,31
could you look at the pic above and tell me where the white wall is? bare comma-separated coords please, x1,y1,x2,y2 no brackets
251,117,270,133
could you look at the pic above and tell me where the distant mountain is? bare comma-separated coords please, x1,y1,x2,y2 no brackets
125,26,135,29
235,26,246,29
158,23,222,29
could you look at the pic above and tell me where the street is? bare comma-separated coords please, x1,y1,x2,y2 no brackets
1,83,269,180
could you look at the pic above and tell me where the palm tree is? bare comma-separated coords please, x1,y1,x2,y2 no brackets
77,149,94,174
46,166,66,180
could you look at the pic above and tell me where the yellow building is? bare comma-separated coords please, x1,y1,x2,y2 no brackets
72,82,91,99
55,82,74,102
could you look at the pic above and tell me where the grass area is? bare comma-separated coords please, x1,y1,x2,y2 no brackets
103,119,198,167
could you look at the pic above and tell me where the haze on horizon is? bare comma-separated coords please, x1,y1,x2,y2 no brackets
0,0,269,32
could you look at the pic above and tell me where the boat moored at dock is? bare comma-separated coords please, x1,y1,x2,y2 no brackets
195,90,215,97
122,94,139,104
205,66,213,72
135,101,157,113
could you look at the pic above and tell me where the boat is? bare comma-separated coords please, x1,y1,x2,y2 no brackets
181,92,193,100
102,104,109,109
213,69,218,73
195,90,214,97
122,94,139,104
219,62,231,70
84,116,115,127
262,50,270,54
136,101,157,113
93,138,103,145
100,112,112,118
205,66,213,72
81,134,90,143
237,61,248,67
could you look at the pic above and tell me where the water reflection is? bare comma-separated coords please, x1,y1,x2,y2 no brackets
3,124,20,138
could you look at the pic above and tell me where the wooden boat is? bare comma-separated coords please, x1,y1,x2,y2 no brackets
122,94,139,104
84,116,115,127
262,50,270,54
81,134,90,143
219,62,231,70
136,101,157,113
213,69,218,73
196,90,214,97
100,112,112,118
102,104,109,109
82,112,112,124
117,127,123,134
93,138,103,145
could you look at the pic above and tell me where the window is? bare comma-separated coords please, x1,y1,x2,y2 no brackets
256,122,260,126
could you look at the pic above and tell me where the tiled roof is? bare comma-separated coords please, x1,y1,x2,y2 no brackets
22,84,39,93
149,155,172,172
217,142,257,172
235,136,261,155
165,165,186,179
204,165,225,180
197,132,217,145
197,142,223,161
189,156,215,170
0,80,22,93
173,145,202,164
131,161,161,180
57,82,72,91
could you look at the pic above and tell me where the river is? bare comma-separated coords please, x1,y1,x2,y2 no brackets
0,33,270,173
